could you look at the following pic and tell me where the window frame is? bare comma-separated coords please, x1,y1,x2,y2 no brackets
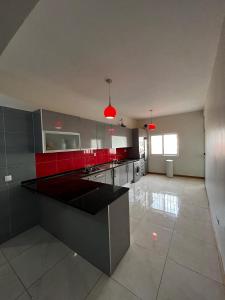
150,133,179,157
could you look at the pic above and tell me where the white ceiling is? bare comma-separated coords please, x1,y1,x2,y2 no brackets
0,0,224,121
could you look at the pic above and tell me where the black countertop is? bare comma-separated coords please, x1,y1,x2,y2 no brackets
21,159,138,215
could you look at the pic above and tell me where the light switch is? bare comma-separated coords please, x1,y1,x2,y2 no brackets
5,175,12,182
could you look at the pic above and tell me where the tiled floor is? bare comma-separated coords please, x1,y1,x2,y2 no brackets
0,174,225,300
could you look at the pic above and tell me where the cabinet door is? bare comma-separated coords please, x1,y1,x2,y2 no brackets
96,122,104,149
126,128,133,147
127,162,134,183
104,124,113,149
113,167,120,186
105,169,113,185
111,126,128,148
119,165,128,186
80,119,97,149
42,110,81,133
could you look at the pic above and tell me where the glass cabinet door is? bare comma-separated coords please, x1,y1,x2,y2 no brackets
44,131,80,152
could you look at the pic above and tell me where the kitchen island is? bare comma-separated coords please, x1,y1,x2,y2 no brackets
22,167,130,275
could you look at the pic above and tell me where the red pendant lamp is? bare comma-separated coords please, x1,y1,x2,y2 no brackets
148,109,156,131
104,78,117,119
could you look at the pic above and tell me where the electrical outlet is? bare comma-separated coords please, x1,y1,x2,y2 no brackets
5,175,12,182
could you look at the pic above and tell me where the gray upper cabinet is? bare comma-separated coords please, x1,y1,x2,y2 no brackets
33,109,81,153
33,109,133,152
111,126,133,148
42,109,81,132
80,118,97,149
96,122,112,149
126,128,133,147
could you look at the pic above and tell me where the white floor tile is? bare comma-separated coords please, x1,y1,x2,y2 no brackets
169,231,223,283
29,253,101,300
175,214,216,245
157,259,225,300
144,208,177,229
86,275,139,300
1,226,52,261
129,217,141,235
132,217,172,257
112,243,165,300
11,234,71,288
178,203,211,223
0,263,25,300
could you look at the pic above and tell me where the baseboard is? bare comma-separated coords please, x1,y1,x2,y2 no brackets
148,172,204,179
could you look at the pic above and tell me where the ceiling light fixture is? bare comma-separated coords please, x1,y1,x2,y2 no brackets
104,78,117,119
148,109,156,131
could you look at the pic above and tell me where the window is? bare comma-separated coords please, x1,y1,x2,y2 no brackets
151,135,163,154
151,134,178,156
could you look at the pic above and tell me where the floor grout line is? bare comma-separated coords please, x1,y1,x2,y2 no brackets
111,276,142,299
26,250,72,290
0,226,51,261
168,257,225,286
83,273,104,300
1,248,33,299
155,215,177,300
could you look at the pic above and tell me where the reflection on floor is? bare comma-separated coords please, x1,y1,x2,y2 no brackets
0,174,225,300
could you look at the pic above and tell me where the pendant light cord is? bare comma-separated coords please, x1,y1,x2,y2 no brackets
109,81,111,105
106,78,112,106
149,109,152,123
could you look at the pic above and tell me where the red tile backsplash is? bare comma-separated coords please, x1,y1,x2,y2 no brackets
35,148,128,177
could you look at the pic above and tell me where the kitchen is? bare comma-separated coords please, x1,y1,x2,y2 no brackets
1,1,225,300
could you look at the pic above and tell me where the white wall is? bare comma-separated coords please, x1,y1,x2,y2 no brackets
205,17,225,269
137,111,205,177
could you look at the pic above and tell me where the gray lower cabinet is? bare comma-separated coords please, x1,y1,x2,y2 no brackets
105,169,113,185
127,162,134,183
86,172,106,183
113,167,120,186
114,165,128,186
39,191,130,275
119,164,128,186
83,163,132,186
83,169,113,184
